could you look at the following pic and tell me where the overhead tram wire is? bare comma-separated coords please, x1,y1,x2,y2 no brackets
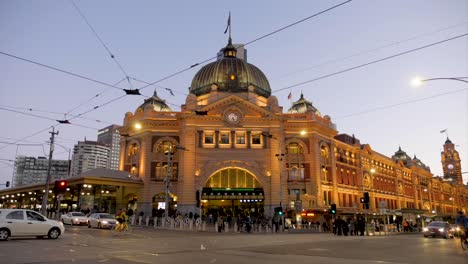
0,107,100,131
185,32,468,116
0,126,54,151
0,104,115,125
0,0,353,122
70,0,134,89
273,20,468,82
273,33,468,93
135,0,353,93
335,87,468,119
0,51,125,92
64,77,127,117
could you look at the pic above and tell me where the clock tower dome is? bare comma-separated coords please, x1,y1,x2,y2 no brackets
441,137,463,185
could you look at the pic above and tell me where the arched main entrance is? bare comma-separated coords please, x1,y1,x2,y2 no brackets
201,167,264,219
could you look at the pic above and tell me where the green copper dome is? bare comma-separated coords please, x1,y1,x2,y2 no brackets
137,90,172,112
287,93,320,115
190,40,271,97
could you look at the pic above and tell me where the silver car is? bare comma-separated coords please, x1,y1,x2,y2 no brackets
87,213,116,229
0,209,65,240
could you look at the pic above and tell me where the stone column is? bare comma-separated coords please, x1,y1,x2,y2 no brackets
137,135,153,217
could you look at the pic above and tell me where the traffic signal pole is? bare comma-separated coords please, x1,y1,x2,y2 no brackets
41,127,58,215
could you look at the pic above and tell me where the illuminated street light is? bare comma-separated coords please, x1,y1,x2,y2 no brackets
411,76,468,86
134,123,142,130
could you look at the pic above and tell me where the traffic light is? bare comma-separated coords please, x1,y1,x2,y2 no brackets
363,192,370,203
363,192,370,209
330,203,337,214
195,190,200,207
274,206,283,216
54,180,67,195
5,181,10,188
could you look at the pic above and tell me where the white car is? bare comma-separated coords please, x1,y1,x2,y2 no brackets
0,209,65,241
87,213,117,229
60,212,88,225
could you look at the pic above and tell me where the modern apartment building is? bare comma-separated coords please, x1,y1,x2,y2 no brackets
71,141,109,177
97,124,121,170
13,156,69,187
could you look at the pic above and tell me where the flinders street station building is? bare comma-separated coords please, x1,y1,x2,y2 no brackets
117,38,467,223
0,38,467,225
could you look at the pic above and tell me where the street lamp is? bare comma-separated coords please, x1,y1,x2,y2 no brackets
411,77,468,86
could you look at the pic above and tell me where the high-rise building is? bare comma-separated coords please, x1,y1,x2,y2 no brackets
97,125,121,170
13,156,69,187
71,141,109,177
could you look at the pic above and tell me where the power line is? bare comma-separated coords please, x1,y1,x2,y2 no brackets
0,125,54,151
70,0,133,88
65,78,127,116
0,107,99,131
274,21,468,81
0,51,125,91
335,87,468,119
136,0,353,93
273,33,468,93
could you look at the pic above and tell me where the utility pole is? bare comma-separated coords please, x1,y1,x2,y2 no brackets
164,144,173,220
164,144,187,220
41,127,59,215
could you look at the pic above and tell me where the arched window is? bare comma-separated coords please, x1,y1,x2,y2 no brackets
206,168,261,188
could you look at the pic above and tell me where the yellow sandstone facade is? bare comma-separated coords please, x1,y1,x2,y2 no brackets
118,39,467,222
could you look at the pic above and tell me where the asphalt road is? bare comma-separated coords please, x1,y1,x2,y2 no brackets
0,225,466,264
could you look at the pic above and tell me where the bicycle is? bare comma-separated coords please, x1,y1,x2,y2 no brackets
112,219,130,234
459,227,468,250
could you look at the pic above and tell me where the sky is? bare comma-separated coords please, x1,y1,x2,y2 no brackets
0,0,467,188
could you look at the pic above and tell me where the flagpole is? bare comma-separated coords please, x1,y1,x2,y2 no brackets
229,11,232,41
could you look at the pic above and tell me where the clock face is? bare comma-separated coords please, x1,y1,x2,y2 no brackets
447,164,454,170
227,112,239,123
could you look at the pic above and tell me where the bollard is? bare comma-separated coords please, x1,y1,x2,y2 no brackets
224,222,229,232
130,215,136,225
189,219,193,231
234,222,238,233
145,216,150,226
138,216,142,225
202,221,206,231
154,217,158,228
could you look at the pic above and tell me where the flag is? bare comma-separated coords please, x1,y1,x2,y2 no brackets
288,92,292,100
440,129,447,133
224,12,231,34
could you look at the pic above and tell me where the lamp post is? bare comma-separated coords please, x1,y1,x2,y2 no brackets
411,77,468,86
275,153,285,208
164,143,187,220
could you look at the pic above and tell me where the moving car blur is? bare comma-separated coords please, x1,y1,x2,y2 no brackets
87,213,116,229
60,212,88,225
423,221,454,239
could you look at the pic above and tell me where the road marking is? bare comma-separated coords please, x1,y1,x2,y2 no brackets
307,248,329,251
98,259,110,262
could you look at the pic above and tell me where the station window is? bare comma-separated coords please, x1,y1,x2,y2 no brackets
236,132,246,144
219,132,230,144
251,133,261,145
204,132,214,144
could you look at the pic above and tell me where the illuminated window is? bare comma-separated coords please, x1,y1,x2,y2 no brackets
236,133,246,144
219,132,230,144
204,132,214,144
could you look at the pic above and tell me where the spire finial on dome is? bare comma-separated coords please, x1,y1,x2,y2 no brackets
222,12,236,58
153,88,158,97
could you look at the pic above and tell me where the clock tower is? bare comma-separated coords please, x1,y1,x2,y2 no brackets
441,137,463,185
